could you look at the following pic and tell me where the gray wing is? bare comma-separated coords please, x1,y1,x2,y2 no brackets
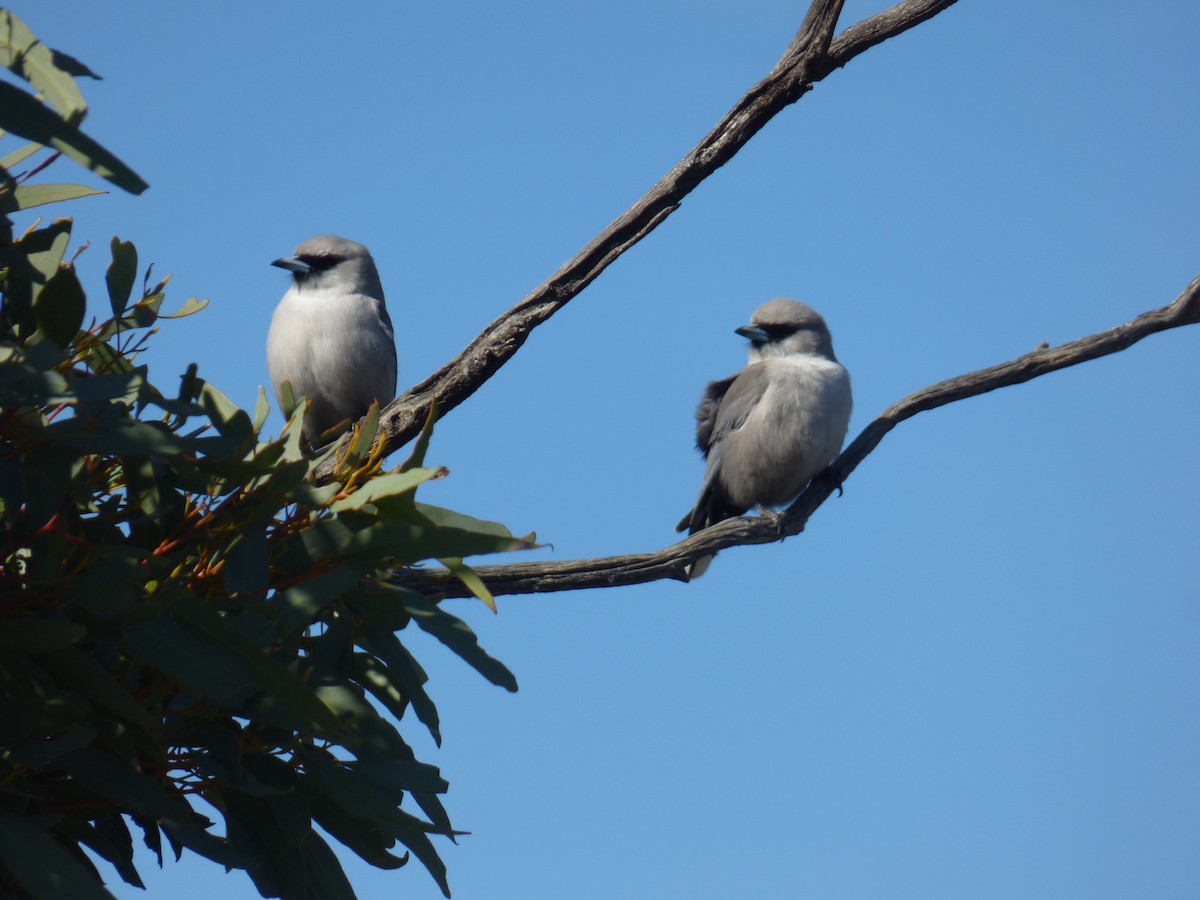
694,374,736,456
707,364,771,447
373,297,398,397
677,365,772,533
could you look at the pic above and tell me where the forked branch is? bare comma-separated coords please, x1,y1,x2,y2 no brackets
314,0,962,480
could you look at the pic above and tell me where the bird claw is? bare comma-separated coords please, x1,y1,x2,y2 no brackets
756,506,787,532
814,465,845,497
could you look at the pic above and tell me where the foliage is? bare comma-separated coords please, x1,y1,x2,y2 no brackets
0,11,532,899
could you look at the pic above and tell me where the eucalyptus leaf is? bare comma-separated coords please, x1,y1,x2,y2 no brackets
0,80,146,194
32,265,85,348
105,237,137,316
0,181,103,212
0,813,117,900
0,10,88,124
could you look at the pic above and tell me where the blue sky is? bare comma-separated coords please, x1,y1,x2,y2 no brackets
24,1,1200,898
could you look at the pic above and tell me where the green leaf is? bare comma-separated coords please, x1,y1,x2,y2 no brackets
416,501,534,541
401,594,518,692
197,379,254,445
160,295,209,318
60,747,196,823
274,565,370,633
351,758,449,797
46,415,189,456
36,647,160,756
399,400,438,472
300,830,360,900
0,617,85,654
298,747,451,897
223,519,269,595
439,556,497,613
122,613,256,701
0,181,103,212
354,645,442,746
344,399,381,462
0,139,44,170
0,10,88,124
252,385,270,432
328,467,444,514
310,793,409,870
105,237,137,316
221,792,306,900
48,48,101,81
84,813,145,889
0,813,117,900
21,216,72,285
31,266,85,348
6,724,96,769
171,595,343,734
0,81,147,194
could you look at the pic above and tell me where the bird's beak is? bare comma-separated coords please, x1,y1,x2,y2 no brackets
272,255,311,274
735,323,769,343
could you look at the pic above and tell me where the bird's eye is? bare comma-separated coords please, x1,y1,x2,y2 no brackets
759,324,797,340
299,254,336,271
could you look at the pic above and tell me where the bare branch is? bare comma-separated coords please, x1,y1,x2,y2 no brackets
314,0,960,480
392,273,1200,598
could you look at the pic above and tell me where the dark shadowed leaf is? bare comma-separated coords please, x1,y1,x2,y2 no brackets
32,265,85,348
172,594,342,734
19,217,72,286
223,518,269,595
60,747,197,822
301,831,360,900
79,814,144,889
357,634,442,745
0,81,146,194
0,813,117,900
0,617,85,654
274,565,371,633
310,794,409,870
105,237,137,316
402,594,518,692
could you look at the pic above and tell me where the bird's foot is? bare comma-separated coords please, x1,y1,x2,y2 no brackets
756,506,788,534
814,464,845,497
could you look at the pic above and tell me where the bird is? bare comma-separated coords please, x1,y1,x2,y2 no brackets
266,235,397,445
677,298,852,537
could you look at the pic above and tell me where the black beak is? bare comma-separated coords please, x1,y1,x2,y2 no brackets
735,323,770,343
272,255,311,274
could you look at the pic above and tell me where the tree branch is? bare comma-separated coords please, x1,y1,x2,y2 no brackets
392,273,1200,598
314,0,961,481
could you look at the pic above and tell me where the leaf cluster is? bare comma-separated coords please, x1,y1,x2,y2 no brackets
0,11,532,899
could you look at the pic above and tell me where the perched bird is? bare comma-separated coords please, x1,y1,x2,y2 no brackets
677,298,852,536
266,235,397,444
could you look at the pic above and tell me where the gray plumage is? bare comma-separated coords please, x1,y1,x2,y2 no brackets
678,298,852,535
266,235,397,444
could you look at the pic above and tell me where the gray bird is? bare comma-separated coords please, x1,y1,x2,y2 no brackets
678,298,852,535
267,235,397,444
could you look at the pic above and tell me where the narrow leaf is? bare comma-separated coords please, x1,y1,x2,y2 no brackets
439,557,497,612
0,10,88,124
403,594,518,692
0,181,103,212
0,80,147,194
0,814,117,900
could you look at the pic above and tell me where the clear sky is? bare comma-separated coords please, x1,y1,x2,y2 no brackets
25,1,1200,898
